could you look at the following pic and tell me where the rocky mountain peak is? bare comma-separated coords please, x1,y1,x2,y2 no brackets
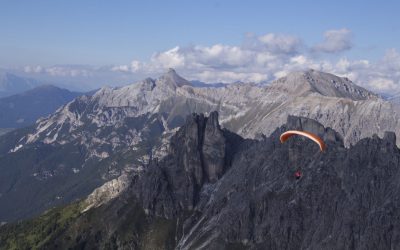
156,68,192,89
270,69,377,100
286,115,344,146
383,131,397,145
167,68,176,74
178,111,226,183
140,111,238,218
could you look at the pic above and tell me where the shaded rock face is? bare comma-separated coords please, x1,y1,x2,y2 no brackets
139,111,242,219
284,115,344,166
202,111,226,182
286,115,343,145
177,119,400,250
136,113,400,249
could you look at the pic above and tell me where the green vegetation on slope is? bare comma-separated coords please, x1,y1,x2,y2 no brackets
0,201,86,250
0,196,180,250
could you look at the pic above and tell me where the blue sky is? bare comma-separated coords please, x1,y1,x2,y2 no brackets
1,0,400,93
1,0,398,65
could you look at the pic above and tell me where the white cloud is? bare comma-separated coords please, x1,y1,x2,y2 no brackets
111,32,305,83
23,65,92,77
23,65,44,73
312,28,353,53
368,78,397,91
381,48,400,72
325,49,400,93
258,33,301,54
111,64,130,72
152,46,186,69
47,67,91,77
193,70,268,83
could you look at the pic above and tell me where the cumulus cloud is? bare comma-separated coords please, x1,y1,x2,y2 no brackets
257,33,302,54
325,49,400,93
312,28,353,53
111,33,306,83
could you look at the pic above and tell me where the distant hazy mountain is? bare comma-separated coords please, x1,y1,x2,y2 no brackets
386,92,400,105
0,128,13,136
1,68,400,223
0,72,41,98
0,85,81,128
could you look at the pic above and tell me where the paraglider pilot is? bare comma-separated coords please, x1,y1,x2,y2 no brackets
294,170,302,180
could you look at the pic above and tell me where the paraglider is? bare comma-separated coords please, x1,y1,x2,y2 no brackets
280,130,326,152
280,130,326,180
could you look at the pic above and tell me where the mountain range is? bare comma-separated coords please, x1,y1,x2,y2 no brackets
1,68,400,225
1,112,400,250
0,85,81,129
18,68,400,148
0,72,41,98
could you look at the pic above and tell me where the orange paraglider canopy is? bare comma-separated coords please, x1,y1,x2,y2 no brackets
280,130,326,152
